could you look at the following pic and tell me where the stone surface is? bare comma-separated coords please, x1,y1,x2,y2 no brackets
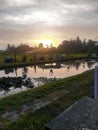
45,97,98,130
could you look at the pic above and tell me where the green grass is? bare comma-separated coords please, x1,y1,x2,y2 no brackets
0,53,90,70
0,53,89,63
0,69,94,130
67,53,88,58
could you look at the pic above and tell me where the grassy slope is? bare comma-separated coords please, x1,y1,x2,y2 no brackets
0,69,94,130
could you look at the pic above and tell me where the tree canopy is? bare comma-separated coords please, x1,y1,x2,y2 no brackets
5,37,98,54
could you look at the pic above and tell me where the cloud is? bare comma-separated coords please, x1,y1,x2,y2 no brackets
0,0,97,26
0,0,98,49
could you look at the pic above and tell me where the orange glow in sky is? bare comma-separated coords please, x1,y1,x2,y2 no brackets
33,36,58,47
38,40,53,47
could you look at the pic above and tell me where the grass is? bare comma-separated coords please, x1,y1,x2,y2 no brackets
67,53,88,58
0,53,90,70
0,69,94,130
0,52,89,63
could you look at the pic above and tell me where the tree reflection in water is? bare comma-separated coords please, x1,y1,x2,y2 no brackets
0,59,97,97
22,67,28,79
49,69,53,76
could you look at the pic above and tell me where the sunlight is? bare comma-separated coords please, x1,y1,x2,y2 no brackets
38,39,53,47
34,36,58,47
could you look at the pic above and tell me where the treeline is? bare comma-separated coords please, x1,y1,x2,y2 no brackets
58,37,98,54
6,44,34,53
5,37,98,54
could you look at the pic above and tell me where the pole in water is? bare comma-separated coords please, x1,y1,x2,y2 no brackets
94,66,98,100
49,69,53,76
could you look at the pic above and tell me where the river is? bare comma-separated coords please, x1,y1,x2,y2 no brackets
0,59,97,98
0,59,97,78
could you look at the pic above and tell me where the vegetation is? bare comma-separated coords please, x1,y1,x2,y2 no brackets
0,52,89,70
0,36,97,69
0,69,94,130
57,37,98,54
0,36,97,129
5,37,98,54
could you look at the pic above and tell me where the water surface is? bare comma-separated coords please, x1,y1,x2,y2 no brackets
0,59,96,78
0,59,97,98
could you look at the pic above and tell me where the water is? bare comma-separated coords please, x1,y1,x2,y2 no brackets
0,59,97,97
0,59,96,78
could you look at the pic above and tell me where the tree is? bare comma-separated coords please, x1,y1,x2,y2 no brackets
6,44,15,52
39,43,44,48
22,55,27,62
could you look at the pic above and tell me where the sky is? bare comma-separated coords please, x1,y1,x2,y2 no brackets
0,0,98,49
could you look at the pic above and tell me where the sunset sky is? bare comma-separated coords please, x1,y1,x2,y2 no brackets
0,0,98,49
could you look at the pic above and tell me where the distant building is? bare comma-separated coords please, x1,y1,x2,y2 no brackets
45,97,98,130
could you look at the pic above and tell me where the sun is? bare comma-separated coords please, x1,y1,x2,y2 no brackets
33,35,58,48
34,36,58,47
38,39,53,47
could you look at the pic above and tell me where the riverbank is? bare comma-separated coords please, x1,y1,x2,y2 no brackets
0,69,94,130
0,77,58,98
0,53,94,70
